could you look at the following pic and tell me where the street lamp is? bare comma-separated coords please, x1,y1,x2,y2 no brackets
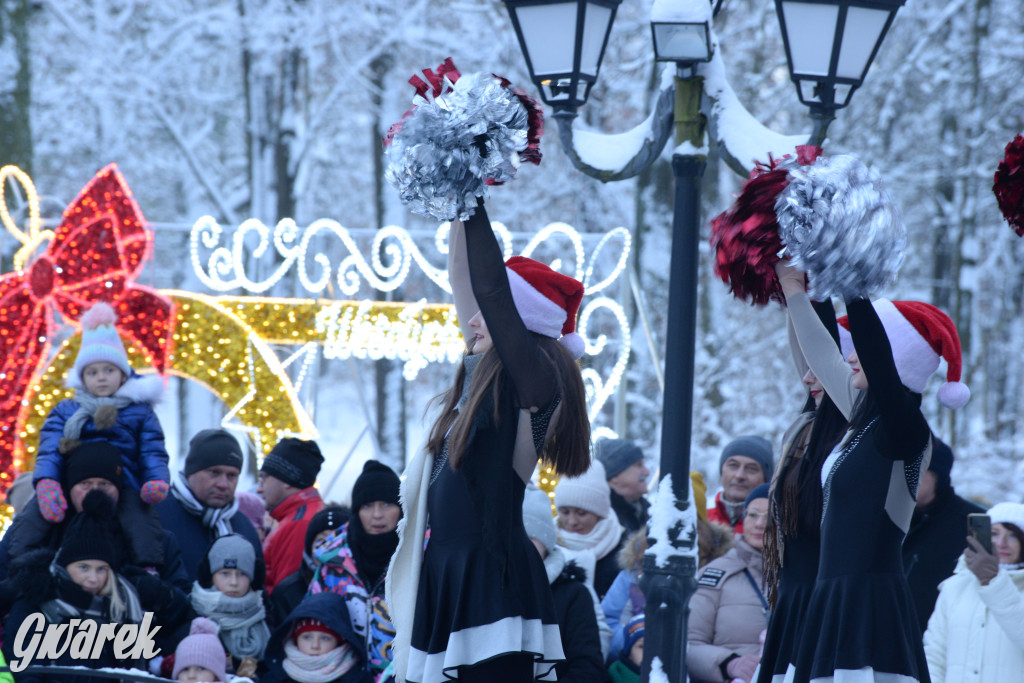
504,0,903,681
503,0,623,111
776,0,907,144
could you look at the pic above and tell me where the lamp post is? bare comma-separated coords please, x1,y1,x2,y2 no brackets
504,0,904,680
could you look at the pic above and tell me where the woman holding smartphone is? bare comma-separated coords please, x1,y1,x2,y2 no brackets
924,503,1024,683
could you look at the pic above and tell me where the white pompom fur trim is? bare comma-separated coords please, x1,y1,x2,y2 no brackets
506,267,567,339
66,372,165,404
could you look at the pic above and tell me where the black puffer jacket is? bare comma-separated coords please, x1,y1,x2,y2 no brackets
551,561,610,683
903,485,985,631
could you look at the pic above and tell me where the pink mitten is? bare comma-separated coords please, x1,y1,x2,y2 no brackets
140,479,169,505
36,478,68,523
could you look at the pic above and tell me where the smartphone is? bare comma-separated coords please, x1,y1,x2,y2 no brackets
967,513,992,555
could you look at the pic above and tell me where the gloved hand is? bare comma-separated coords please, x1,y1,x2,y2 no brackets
140,479,169,505
965,535,999,585
122,565,166,608
36,478,68,523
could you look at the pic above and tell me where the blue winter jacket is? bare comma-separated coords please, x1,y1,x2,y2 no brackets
34,375,169,490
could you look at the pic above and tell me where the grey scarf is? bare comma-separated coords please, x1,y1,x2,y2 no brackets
64,389,133,440
456,352,483,412
190,582,270,659
171,472,240,537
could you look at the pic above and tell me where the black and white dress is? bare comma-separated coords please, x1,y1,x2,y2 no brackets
395,204,564,683
787,299,931,683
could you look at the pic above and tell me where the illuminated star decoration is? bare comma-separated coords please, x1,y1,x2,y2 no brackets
0,164,175,487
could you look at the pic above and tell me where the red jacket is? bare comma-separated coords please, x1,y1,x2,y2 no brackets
707,490,745,533
263,486,324,593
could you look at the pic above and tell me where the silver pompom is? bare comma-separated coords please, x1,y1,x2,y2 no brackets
385,72,531,221
776,155,905,301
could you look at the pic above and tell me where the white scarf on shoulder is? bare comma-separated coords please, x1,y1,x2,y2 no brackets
385,439,432,683
558,515,623,561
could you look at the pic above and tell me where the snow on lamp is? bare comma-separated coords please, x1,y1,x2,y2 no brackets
775,0,906,113
503,0,622,111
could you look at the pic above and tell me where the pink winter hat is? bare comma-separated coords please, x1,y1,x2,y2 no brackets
173,617,226,682
69,302,132,388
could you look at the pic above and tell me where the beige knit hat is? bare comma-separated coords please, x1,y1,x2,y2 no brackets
554,459,611,519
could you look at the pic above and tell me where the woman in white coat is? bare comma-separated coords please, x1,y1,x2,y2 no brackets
924,502,1024,683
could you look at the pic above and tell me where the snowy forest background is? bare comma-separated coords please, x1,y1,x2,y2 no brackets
1,0,1023,506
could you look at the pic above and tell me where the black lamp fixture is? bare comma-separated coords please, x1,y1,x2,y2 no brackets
503,0,623,111
775,0,906,114
651,20,712,64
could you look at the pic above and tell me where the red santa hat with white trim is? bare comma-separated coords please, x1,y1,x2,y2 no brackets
837,299,970,409
505,256,585,359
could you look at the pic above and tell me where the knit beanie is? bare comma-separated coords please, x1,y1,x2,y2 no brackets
64,441,123,491
351,460,401,511
207,534,256,580
744,483,771,511
5,471,34,515
505,256,586,359
184,429,244,476
554,459,611,519
595,439,644,480
235,491,266,531
56,489,126,570
69,303,132,388
260,438,323,489
304,505,350,556
173,617,226,682
690,471,708,523
522,484,557,553
719,436,774,481
293,618,342,643
927,437,954,492
988,502,1024,535
622,614,645,656
837,299,970,409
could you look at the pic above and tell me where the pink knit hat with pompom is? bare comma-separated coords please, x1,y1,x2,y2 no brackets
69,302,132,388
173,617,226,682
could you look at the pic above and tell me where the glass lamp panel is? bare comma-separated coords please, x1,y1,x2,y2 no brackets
516,3,580,76
579,3,613,76
653,23,710,62
780,1,839,77
836,6,890,79
834,82,853,106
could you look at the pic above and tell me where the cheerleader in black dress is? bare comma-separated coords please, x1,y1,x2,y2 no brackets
387,199,592,683
788,296,968,683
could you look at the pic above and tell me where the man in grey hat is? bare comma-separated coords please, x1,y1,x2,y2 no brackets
595,438,651,535
708,435,774,533
157,428,263,581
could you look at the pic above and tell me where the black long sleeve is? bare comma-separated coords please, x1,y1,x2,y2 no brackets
463,202,557,409
846,299,930,460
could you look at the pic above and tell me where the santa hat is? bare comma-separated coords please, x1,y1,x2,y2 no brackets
505,256,585,359
69,302,132,388
837,299,969,409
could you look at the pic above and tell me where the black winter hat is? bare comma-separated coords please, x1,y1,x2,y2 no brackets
185,429,244,476
260,438,324,489
55,489,127,570
928,436,954,492
64,441,123,491
304,504,351,556
351,460,401,512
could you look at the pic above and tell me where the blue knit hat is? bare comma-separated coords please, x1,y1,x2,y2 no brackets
719,436,774,481
595,439,644,479
744,483,771,511
622,614,645,657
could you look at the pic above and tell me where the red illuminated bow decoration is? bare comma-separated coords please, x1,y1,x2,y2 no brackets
0,164,175,480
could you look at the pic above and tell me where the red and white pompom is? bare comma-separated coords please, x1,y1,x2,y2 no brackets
709,145,821,306
993,134,1024,237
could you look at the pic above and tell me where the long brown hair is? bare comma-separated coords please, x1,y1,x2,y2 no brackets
427,334,590,477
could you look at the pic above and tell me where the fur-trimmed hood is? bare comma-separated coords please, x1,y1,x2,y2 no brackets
67,369,164,404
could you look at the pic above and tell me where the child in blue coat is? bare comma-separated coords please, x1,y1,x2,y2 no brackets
11,302,169,564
